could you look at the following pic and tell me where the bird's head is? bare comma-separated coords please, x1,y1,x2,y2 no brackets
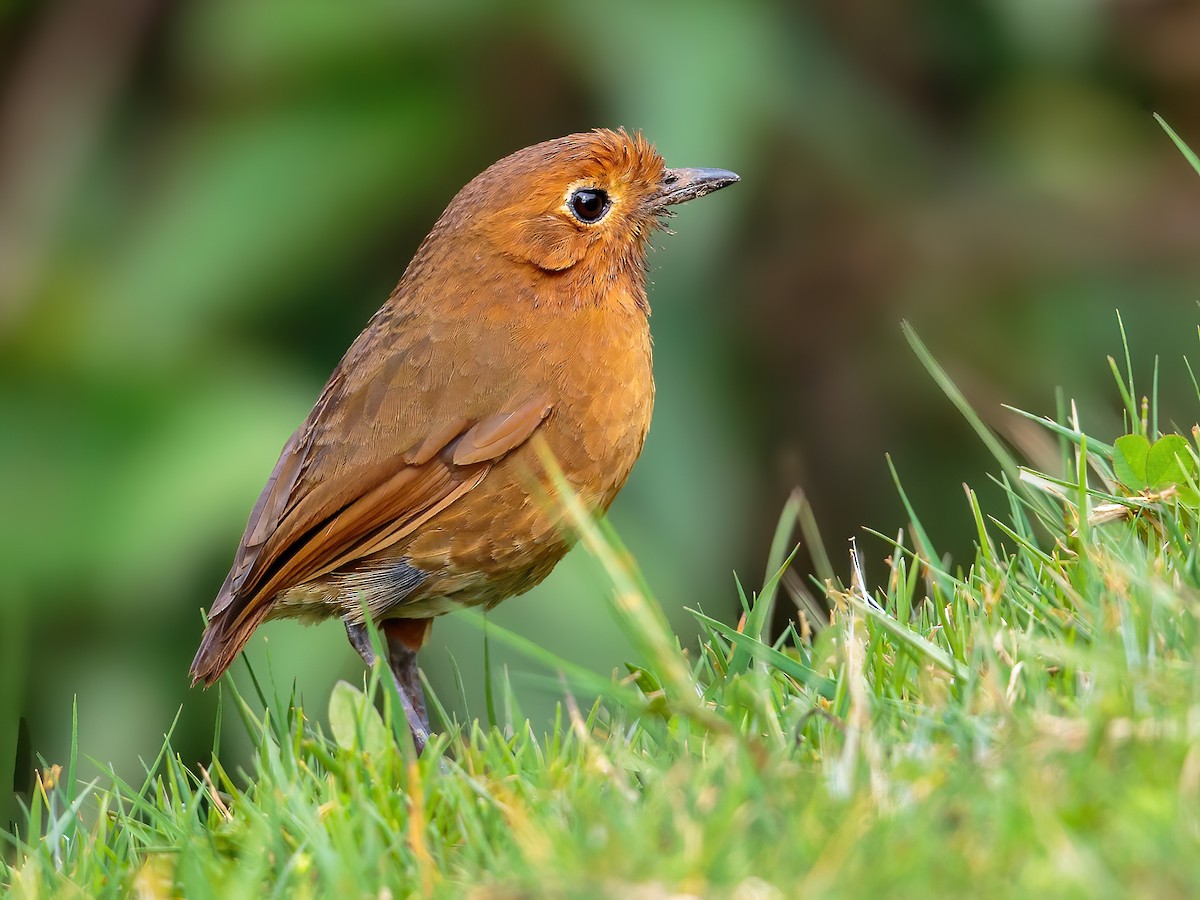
435,129,738,297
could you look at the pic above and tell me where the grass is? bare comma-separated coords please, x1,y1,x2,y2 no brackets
7,120,1200,900
7,325,1200,898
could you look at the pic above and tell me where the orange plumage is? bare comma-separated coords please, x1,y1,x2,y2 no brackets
190,129,738,750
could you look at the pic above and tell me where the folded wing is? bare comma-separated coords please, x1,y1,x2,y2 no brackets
190,340,552,685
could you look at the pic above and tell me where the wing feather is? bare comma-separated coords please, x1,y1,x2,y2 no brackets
191,346,552,684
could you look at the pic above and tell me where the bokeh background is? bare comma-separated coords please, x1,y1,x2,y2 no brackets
4,0,1200,812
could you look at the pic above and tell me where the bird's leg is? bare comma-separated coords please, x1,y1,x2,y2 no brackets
382,618,433,733
344,620,431,754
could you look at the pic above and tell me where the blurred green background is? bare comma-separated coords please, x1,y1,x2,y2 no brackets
3,0,1200,810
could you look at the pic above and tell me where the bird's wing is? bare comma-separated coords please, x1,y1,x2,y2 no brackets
192,337,552,682
223,395,553,622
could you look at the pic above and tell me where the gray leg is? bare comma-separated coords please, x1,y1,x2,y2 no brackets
345,621,429,754
385,634,430,735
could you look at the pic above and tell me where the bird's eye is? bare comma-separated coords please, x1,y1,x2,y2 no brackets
569,188,610,224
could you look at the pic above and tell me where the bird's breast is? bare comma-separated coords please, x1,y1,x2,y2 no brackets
396,301,654,608
540,307,654,509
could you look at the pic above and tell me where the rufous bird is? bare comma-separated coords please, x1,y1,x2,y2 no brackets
190,129,738,752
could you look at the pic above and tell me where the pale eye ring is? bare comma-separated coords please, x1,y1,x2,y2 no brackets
569,187,610,224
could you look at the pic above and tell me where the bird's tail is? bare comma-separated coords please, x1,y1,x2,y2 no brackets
189,604,270,687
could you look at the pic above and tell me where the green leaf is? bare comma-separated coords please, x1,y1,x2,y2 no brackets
1113,434,1150,490
1145,434,1196,489
1174,486,1200,507
328,681,388,755
624,662,663,698
624,664,671,720
1112,433,1199,504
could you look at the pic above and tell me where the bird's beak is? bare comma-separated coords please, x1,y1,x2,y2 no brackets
650,167,740,208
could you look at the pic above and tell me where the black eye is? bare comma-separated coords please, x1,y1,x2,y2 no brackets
569,188,609,223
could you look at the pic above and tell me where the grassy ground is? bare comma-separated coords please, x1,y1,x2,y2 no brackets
7,323,1200,899
6,122,1200,900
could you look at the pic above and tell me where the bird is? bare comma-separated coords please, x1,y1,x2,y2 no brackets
189,128,739,752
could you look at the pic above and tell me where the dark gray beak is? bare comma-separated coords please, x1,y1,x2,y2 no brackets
651,167,740,208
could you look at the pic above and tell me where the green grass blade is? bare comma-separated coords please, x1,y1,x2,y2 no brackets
687,608,836,699
1155,113,1200,176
